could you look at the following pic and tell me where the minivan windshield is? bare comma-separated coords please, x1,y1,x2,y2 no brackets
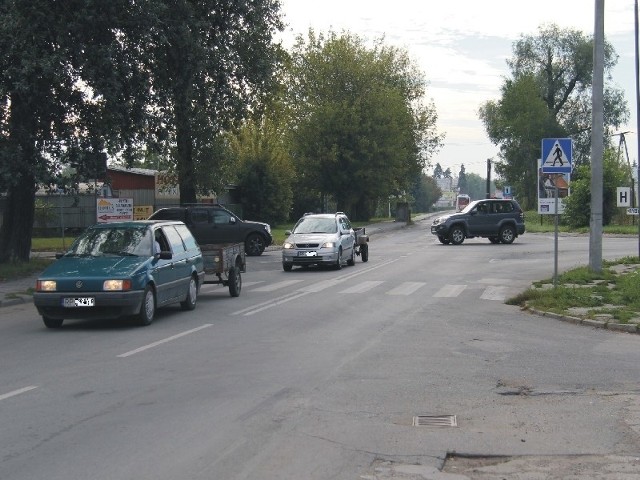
67,226,152,257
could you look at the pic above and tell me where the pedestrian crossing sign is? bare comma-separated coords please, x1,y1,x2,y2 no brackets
541,138,572,173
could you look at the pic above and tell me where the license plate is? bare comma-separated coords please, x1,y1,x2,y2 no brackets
298,251,317,257
63,297,95,308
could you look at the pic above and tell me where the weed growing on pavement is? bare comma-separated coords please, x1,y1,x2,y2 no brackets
508,256,640,325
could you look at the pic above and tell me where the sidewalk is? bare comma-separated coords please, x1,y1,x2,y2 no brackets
0,215,433,309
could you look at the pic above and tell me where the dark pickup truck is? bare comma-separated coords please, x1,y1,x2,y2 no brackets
149,204,272,256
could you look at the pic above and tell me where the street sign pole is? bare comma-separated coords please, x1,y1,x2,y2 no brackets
554,186,559,287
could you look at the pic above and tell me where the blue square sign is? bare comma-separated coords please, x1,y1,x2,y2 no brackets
541,138,572,173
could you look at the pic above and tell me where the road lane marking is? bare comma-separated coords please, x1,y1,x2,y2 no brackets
231,291,311,316
252,280,303,292
480,285,510,301
434,284,467,297
341,281,384,294
0,386,38,401
117,324,213,358
386,282,426,296
233,259,397,315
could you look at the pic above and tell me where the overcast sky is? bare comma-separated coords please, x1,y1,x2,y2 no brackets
278,0,638,177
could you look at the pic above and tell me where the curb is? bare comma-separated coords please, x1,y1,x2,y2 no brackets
0,295,32,308
527,306,640,334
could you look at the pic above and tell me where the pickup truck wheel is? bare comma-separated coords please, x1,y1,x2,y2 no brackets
360,244,369,262
450,226,465,245
438,235,450,245
181,275,198,310
137,285,156,326
228,265,242,297
499,225,516,244
245,233,265,256
43,316,63,329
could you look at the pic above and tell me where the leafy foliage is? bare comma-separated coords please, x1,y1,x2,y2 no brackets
286,30,442,220
479,24,629,211
230,115,294,226
562,149,629,227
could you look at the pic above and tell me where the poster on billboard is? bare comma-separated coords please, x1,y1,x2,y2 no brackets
96,198,134,223
538,160,570,215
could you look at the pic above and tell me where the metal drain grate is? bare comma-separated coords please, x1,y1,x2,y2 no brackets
413,415,457,427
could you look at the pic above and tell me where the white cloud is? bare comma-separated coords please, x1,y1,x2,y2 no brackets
279,0,638,176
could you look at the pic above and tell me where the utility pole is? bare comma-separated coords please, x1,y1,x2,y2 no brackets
589,0,604,274
485,158,491,198
618,132,636,225
636,0,640,257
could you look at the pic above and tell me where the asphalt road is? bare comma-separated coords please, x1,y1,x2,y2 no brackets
1,219,640,479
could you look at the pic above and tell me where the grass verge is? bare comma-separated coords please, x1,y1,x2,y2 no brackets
507,256,640,324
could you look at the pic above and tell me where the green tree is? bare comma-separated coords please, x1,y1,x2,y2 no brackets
0,0,149,262
411,173,442,213
479,24,629,210
563,149,628,227
287,30,442,220
141,0,285,204
433,163,444,179
230,113,294,226
465,172,491,200
457,164,468,194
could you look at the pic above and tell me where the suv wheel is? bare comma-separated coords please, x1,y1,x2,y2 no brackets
438,235,450,245
245,233,265,256
499,225,516,244
488,236,500,244
450,226,465,245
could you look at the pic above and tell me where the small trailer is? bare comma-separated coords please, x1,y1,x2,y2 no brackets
200,243,246,297
354,227,369,262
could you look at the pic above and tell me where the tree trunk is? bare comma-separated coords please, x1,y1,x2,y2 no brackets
0,93,37,263
0,175,36,263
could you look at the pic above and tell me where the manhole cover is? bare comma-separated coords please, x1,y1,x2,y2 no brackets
413,415,457,427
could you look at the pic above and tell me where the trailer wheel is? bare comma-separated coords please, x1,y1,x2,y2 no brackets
228,265,242,297
361,244,368,262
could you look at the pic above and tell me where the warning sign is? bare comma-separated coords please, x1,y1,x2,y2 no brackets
541,138,572,174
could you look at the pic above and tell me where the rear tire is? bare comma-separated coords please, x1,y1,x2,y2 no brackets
137,285,155,326
43,316,63,329
245,233,265,256
499,225,516,244
361,244,369,262
180,275,198,310
228,265,242,297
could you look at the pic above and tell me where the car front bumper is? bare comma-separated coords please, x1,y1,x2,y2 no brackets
33,290,146,320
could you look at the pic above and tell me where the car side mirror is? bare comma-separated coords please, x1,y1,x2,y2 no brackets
159,251,172,260
285,230,292,235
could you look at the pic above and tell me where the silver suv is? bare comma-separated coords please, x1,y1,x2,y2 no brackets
282,213,356,271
